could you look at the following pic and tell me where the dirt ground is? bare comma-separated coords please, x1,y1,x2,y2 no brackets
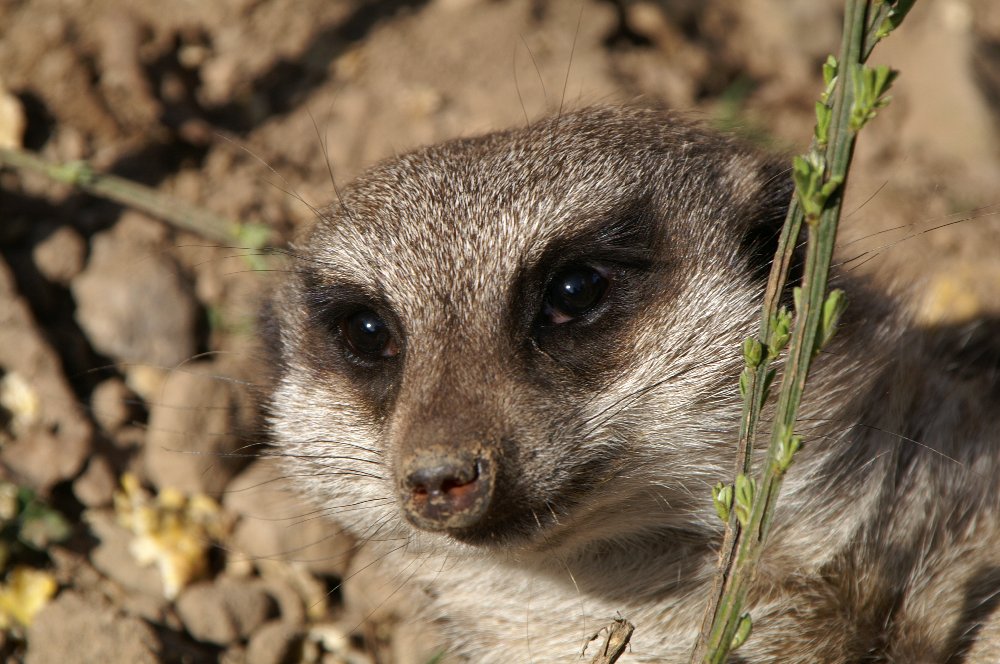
0,0,999,662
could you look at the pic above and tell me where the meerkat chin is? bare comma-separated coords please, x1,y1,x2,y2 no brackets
266,106,1000,663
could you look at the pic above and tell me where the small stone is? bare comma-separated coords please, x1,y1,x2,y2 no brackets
626,1,673,43
337,546,447,663
87,510,168,602
226,460,356,578
89,377,135,433
94,14,161,131
144,361,246,496
175,576,276,646
123,365,167,404
199,54,240,107
176,583,238,646
246,621,303,664
121,591,168,624
26,591,161,664
259,570,306,627
0,258,92,492
221,645,248,664
220,576,276,638
256,559,331,625
72,224,198,367
72,456,116,507
32,225,87,285
226,553,255,579
115,211,170,246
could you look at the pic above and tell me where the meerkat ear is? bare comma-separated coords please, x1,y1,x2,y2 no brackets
738,156,800,282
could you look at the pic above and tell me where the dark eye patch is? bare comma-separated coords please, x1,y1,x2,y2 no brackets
299,270,403,371
507,196,663,373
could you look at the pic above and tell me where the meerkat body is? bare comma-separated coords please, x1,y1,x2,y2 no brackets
268,107,1000,662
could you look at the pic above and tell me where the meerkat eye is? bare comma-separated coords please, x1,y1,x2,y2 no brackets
542,265,610,324
341,309,399,360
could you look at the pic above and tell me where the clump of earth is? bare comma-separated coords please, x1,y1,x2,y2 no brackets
0,0,998,661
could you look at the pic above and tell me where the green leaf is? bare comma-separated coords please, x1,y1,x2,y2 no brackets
738,367,753,398
822,55,838,87
815,101,833,146
774,427,803,473
768,307,792,359
742,337,763,368
850,64,899,130
877,0,917,38
713,482,734,523
729,613,753,651
792,150,842,221
818,289,848,350
733,474,756,529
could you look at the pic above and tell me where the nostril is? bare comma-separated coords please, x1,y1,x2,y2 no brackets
406,460,480,497
440,469,478,496
400,454,493,531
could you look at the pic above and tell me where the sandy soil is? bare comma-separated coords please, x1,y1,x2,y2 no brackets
0,0,998,662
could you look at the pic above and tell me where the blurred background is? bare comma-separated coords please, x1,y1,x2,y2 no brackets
0,0,998,662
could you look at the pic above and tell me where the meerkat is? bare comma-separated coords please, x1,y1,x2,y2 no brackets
266,106,1000,663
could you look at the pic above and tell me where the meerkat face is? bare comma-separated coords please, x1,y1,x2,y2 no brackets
269,107,792,555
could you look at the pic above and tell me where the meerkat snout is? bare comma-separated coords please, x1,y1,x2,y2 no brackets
395,259,613,533
391,398,506,538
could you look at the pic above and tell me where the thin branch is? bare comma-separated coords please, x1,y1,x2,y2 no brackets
0,147,271,250
690,1,913,661
587,618,635,664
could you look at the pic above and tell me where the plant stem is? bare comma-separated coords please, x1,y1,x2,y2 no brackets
690,1,911,661
0,147,271,250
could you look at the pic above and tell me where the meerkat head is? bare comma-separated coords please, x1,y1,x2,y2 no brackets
268,106,792,556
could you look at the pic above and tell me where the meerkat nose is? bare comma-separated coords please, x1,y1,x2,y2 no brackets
399,450,494,532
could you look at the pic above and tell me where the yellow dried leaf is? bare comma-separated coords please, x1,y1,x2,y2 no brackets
113,475,228,599
0,566,57,629
0,373,40,435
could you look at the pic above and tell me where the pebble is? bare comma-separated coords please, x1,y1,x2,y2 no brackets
144,361,246,496
89,376,135,433
175,575,277,646
0,257,92,492
31,225,87,286
26,591,161,664
225,460,356,578
246,620,304,664
87,510,168,602
72,223,198,367
72,455,117,508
